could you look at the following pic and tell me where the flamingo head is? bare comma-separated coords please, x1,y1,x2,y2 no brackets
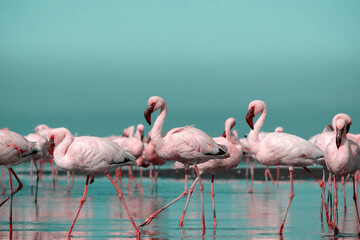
144,96,165,125
222,117,236,138
246,100,266,130
332,113,352,134
47,128,70,155
335,119,346,149
35,124,49,132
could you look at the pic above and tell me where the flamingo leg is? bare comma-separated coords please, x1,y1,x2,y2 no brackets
265,167,269,194
341,176,347,211
48,158,56,189
34,162,40,204
277,165,280,188
194,165,206,235
249,159,255,193
106,172,140,238
0,168,23,207
67,175,89,237
333,175,338,227
30,159,34,195
8,168,13,239
328,172,333,221
67,171,71,195
179,177,199,227
303,167,339,234
279,169,295,235
352,177,360,228
128,166,144,195
210,174,217,228
245,157,249,185
139,169,189,227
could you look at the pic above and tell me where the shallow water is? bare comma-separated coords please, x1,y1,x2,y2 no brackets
0,167,359,240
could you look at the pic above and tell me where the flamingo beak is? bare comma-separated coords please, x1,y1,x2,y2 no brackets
141,131,144,142
144,105,154,125
336,127,344,149
47,137,55,156
346,124,350,134
246,108,255,130
221,131,226,138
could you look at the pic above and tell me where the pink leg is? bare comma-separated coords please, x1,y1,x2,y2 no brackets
67,171,71,195
179,177,199,227
328,172,333,220
39,158,45,181
249,159,255,193
0,168,23,207
48,158,56,189
149,164,153,180
303,167,339,234
341,176,347,211
279,169,295,235
139,169,189,227
210,174,217,228
128,166,144,194
8,168,13,239
106,173,141,238
67,176,89,237
245,157,249,184
352,177,360,227
334,175,338,228
268,167,275,185
277,165,280,188
194,166,206,235
265,167,269,194
30,160,34,194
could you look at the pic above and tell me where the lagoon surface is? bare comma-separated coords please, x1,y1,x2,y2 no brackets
0,165,359,239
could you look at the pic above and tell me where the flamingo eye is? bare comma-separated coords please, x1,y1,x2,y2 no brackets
251,106,255,110
151,103,156,106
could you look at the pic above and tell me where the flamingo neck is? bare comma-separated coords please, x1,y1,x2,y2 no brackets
248,108,267,146
151,103,167,146
54,131,73,163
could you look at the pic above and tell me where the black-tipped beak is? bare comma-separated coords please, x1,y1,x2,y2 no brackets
141,131,144,142
246,108,254,130
346,124,350,134
144,105,154,125
47,137,55,156
336,128,344,149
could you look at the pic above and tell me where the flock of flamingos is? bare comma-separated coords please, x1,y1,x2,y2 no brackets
1,95,360,239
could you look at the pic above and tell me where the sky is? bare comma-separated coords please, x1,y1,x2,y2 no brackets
0,0,360,139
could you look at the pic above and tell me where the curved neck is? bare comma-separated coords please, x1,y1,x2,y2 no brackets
54,131,73,161
151,103,167,143
248,108,267,144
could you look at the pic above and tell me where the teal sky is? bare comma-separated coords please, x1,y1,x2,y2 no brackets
1,1,360,139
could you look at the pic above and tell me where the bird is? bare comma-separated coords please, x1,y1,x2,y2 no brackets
174,117,243,228
324,114,360,233
24,133,51,202
139,96,228,234
112,124,145,194
244,100,334,235
47,127,140,238
143,131,166,194
0,130,41,238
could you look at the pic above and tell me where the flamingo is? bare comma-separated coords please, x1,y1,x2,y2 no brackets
244,100,335,235
324,115,360,234
309,115,355,215
25,133,50,202
47,127,140,238
0,130,41,238
144,131,166,194
112,124,145,194
174,117,243,228
139,96,228,234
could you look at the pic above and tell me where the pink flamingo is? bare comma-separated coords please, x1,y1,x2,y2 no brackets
139,96,228,234
144,132,166,194
245,100,336,235
0,130,41,238
112,124,145,194
325,114,360,235
274,127,283,188
47,127,140,238
174,117,243,228
25,133,52,202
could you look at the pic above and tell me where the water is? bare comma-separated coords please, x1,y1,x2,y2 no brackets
0,165,359,239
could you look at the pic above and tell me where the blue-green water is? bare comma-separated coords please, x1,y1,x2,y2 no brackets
0,165,359,239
